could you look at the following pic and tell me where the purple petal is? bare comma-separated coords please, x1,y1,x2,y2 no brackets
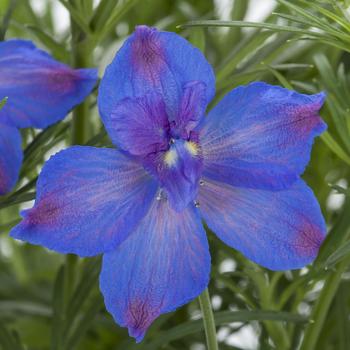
0,123,22,195
100,198,210,342
0,40,98,129
200,82,326,190
108,92,169,155
198,178,326,270
98,25,215,138
145,139,203,211
10,146,157,256
176,81,207,136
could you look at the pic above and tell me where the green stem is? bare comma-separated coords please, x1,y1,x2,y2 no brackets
198,288,218,350
70,3,92,145
299,259,349,350
63,0,92,306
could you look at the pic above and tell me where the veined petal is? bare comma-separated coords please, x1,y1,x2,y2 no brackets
10,146,157,256
198,178,326,270
0,124,22,195
200,82,326,190
100,198,210,342
108,92,169,154
98,25,215,136
0,40,98,129
176,81,207,136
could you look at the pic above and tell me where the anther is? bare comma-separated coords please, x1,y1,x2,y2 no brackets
199,180,205,186
194,200,200,208
169,138,175,145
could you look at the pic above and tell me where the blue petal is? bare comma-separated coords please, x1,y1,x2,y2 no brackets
98,25,215,138
176,80,207,136
151,139,203,211
0,40,98,129
198,178,326,270
10,146,157,256
0,124,22,195
100,198,210,342
108,92,169,155
200,82,326,190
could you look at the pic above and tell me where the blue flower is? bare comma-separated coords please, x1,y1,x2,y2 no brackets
0,40,98,194
11,26,327,341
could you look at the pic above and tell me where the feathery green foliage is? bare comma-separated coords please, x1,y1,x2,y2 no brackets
1,0,350,349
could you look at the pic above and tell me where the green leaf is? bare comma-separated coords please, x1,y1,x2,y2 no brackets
58,0,91,35
93,0,140,43
331,184,350,196
315,199,350,268
26,25,69,62
0,323,25,350
320,132,350,166
179,20,329,38
0,97,8,110
189,27,205,52
325,240,350,267
51,266,65,350
89,0,118,32
143,310,307,349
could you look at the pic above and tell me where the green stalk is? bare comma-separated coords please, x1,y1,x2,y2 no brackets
64,0,93,305
299,259,349,350
198,288,219,350
70,26,92,144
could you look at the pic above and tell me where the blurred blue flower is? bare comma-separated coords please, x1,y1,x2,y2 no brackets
11,26,327,341
0,40,98,194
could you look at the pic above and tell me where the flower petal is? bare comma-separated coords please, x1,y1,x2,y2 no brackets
198,178,326,270
0,124,22,195
100,198,210,342
200,82,326,190
10,146,157,256
176,80,207,136
142,139,203,211
108,92,169,155
0,40,98,129
98,25,215,136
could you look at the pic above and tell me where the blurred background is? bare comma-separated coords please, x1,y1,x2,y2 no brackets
1,0,350,349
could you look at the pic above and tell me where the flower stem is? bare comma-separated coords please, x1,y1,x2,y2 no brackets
198,288,219,350
63,1,92,304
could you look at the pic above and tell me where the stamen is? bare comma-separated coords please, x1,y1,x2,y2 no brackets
164,148,178,167
184,141,199,156
199,180,205,186
194,200,200,208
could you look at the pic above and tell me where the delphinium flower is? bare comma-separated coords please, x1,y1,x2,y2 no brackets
11,26,327,341
0,40,98,194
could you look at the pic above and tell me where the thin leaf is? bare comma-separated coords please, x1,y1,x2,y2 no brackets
58,0,91,35
143,310,307,349
0,97,8,110
26,25,69,61
325,240,350,267
320,132,350,166
179,20,330,38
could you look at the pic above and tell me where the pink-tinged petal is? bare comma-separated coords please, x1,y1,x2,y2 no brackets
0,40,97,129
10,146,157,256
0,123,22,195
98,25,215,138
200,82,326,190
198,178,326,270
100,198,210,342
